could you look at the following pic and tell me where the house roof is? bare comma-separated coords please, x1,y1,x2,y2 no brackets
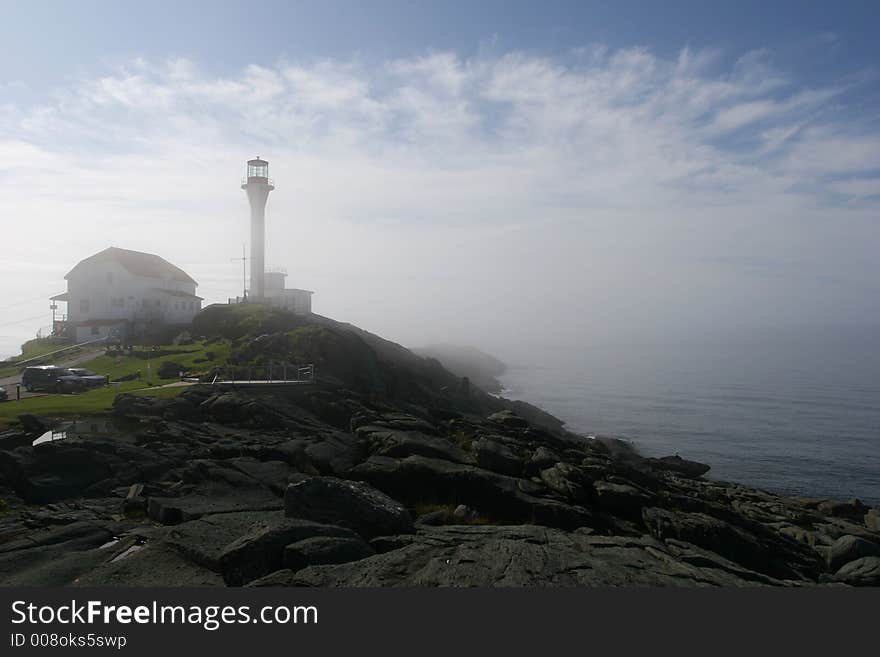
50,292,69,302
65,247,197,285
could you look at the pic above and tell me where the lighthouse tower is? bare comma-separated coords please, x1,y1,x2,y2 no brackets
241,157,274,300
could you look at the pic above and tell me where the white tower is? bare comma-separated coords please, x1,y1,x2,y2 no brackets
241,157,274,300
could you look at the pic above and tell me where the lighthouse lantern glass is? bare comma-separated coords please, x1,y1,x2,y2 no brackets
248,161,268,178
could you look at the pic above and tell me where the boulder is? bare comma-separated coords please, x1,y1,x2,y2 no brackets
18,414,52,435
219,516,359,585
593,480,652,516
642,506,821,581
283,535,375,571
453,504,478,520
529,446,560,472
826,535,880,572
834,556,880,587
364,428,472,464
473,436,523,476
864,509,880,532
284,477,414,539
646,455,711,479
157,361,185,379
540,463,592,503
350,455,593,530
487,410,528,429
147,489,283,525
817,498,868,521
417,510,447,526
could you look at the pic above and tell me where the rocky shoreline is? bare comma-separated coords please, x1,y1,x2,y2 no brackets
0,309,878,587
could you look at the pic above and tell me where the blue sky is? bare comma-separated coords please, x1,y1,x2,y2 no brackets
1,1,879,357
3,0,878,99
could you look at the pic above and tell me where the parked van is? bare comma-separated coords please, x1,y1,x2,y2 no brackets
21,366,86,393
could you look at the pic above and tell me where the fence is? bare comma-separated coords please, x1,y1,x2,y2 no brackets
212,363,315,384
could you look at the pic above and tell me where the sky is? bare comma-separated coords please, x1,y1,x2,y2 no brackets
1,0,879,359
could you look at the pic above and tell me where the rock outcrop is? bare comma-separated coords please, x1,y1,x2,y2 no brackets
1,306,878,588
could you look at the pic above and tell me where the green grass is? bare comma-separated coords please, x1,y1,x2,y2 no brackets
0,338,231,430
0,383,188,430
0,338,83,378
21,337,76,359
82,339,232,382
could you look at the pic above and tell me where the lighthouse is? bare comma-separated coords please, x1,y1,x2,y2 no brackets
241,157,274,300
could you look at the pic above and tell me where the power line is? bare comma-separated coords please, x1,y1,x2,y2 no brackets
0,294,53,313
0,313,49,329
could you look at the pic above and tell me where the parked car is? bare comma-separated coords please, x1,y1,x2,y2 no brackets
0,386,7,402
21,366,87,393
67,368,109,387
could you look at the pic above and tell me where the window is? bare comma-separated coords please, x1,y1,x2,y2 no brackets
80,299,90,313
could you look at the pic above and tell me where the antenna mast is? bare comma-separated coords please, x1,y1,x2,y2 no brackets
230,244,248,301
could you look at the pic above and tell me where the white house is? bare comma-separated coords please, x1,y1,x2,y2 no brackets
51,247,202,343
262,269,313,314
227,269,314,315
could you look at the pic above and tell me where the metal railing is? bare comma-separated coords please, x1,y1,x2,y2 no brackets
241,177,275,187
211,363,315,384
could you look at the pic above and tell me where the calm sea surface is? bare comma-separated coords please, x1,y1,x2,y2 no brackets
498,328,880,505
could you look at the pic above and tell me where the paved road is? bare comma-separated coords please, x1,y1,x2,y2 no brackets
0,347,106,400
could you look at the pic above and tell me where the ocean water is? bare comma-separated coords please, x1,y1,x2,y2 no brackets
498,327,880,505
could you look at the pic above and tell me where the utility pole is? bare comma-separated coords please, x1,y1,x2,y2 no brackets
230,244,248,302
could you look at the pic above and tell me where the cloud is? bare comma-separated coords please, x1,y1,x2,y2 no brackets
1,45,879,355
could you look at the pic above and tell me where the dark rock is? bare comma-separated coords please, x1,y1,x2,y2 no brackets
864,509,879,532
369,535,416,553
0,521,119,586
487,410,528,429
817,498,868,521
147,490,283,525
218,516,359,585
350,455,594,530
245,569,299,587
646,455,711,479
363,428,472,464
199,393,286,429
284,476,414,539
593,480,652,516
540,463,592,503
113,393,171,417
453,504,478,520
18,414,52,435
163,511,295,571
529,446,560,472
283,535,375,571
826,535,880,572
73,544,224,587
473,436,523,476
834,556,880,587
302,431,365,475
642,506,821,581
157,361,185,379
417,510,447,526
287,525,772,587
